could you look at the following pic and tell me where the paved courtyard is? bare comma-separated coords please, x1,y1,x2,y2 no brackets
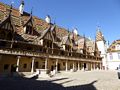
0,70,120,90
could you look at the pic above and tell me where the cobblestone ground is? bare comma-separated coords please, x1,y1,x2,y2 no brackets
48,70,120,90
0,70,120,90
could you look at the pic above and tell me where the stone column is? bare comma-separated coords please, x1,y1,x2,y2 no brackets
56,59,58,72
91,63,93,70
16,56,21,72
88,63,90,70
100,63,102,70
66,60,68,71
81,62,84,71
78,61,80,71
31,57,35,73
45,58,48,70
86,63,88,71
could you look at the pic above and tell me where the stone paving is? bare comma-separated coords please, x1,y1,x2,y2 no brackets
0,70,120,90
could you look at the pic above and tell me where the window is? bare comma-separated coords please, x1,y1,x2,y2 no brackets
109,53,113,60
23,64,27,69
4,64,9,70
118,53,120,59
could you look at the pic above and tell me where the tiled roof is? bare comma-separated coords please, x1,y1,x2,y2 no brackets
96,26,105,42
0,2,100,55
21,34,37,42
108,39,120,52
0,2,79,41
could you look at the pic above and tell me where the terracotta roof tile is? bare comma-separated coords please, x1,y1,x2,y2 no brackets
0,2,98,54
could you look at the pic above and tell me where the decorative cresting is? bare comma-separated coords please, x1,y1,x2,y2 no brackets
96,26,104,42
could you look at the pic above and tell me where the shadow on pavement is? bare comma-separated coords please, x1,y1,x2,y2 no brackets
117,71,120,79
66,80,97,90
0,76,97,90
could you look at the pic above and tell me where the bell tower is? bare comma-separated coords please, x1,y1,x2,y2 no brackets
96,26,107,70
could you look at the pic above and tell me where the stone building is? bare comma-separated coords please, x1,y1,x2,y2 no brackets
0,1,102,77
96,27,107,70
107,39,120,70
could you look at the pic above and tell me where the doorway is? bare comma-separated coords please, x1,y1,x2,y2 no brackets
84,63,86,70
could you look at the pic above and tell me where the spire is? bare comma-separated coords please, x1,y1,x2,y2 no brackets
94,40,98,56
83,34,87,55
108,40,110,46
94,35,101,56
21,0,25,5
67,29,70,37
8,4,13,17
19,0,24,15
96,25,100,32
67,29,71,43
30,7,33,17
96,26,104,42
83,34,86,46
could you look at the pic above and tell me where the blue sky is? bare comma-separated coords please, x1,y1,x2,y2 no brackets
1,0,120,44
